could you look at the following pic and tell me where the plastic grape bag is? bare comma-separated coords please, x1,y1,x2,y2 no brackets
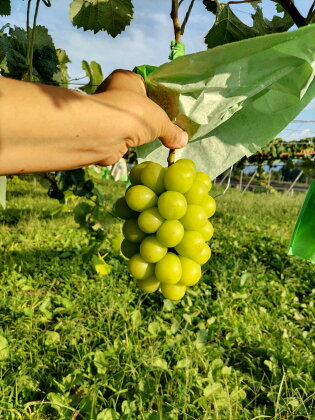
288,181,315,264
136,25,315,179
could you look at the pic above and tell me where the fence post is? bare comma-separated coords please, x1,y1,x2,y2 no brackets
242,171,257,194
286,170,303,194
239,170,243,191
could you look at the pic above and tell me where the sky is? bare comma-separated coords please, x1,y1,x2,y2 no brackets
1,0,314,141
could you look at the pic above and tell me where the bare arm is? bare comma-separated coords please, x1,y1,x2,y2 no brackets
0,70,188,175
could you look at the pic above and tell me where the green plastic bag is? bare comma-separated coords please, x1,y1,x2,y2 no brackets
136,25,315,179
288,181,315,264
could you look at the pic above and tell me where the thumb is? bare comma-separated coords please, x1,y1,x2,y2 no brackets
159,121,189,149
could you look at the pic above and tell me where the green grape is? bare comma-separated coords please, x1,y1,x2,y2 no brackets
160,283,186,301
158,191,187,220
197,220,214,241
140,235,167,263
175,230,204,259
121,239,139,259
176,158,196,173
137,207,164,234
192,242,211,264
136,275,160,293
128,253,155,280
155,252,182,284
195,172,212,192
180,204,208,230
140,162,165,195
122,218,146,243
156,220,184,247
184,181,208,204
137,276,160,293
201,195,216,218
125,185,158,212
114,197,138,219
129,162,150,185
164,161,196,193
179,256,201,286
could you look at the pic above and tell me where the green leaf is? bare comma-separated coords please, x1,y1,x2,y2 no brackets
53,48,71,87
80,60,104,94
47,393,74,418
131,309,142,329
69,0,134,37
138,25,315,179
205,5,258,49
94,350,108,374
44,331,61,346
0,176,6,209
0,25,58,83
92,254,112,275
205,4,293,49
0,335,9,360
252,6,293,35
175,358,191,369
150,357,168,370
96,409,121,420
73,202,93,227
203,0,218,15
0,0,10,16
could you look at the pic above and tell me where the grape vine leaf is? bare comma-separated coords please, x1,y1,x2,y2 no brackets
205,5,258,49
252,6,294,34
137,25,315,179
202,0,218,14
0,0,10,16
205,4,293,49
0,25,59,83
53,49,71,88
80,60,103,94
69,0,134,37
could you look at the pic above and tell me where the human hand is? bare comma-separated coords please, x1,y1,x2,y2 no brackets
92,69,188,165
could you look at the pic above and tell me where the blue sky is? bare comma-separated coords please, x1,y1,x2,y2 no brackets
2,0,314,141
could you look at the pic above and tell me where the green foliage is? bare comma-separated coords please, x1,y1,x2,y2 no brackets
205,3,293,49
80,60,104,94
0,25,59,83
0,0,10,16
0,179,314,419
69,0,134,37
203,0,218,14
53,48,71,87
238,137,315,173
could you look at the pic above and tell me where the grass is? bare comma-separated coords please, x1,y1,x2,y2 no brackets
0,177,314,420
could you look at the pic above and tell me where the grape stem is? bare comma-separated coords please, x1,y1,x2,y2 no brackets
168,0,183,166
167,149,176,166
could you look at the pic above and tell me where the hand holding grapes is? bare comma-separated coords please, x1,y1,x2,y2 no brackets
0,70,188,175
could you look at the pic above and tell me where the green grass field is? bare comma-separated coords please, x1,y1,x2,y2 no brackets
0,178,314,420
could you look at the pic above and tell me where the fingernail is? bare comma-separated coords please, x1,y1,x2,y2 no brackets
178,131,188,147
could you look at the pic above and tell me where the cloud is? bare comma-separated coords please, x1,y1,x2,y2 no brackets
283,128,313,141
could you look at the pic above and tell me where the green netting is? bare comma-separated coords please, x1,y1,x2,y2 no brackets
288,181,315,264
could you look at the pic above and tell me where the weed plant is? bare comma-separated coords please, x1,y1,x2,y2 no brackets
0,178,314,420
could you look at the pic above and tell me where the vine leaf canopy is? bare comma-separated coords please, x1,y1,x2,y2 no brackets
0,0,10,16
0,25,59,83
205,3,294,49
69,0,134,37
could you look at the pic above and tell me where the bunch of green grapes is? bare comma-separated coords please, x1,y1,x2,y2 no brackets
114,159,216,301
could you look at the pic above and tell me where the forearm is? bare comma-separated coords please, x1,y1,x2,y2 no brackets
0,78,127,175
